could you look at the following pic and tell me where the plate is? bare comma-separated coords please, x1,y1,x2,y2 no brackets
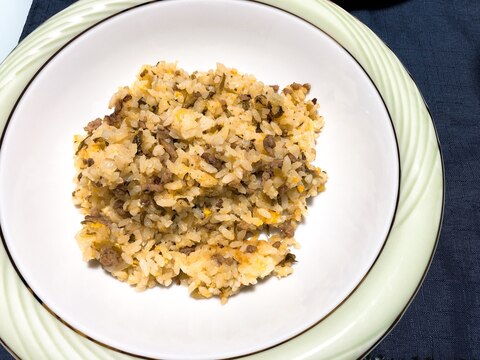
0,1,443,359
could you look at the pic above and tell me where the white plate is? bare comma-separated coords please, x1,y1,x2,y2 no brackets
0,1,398,359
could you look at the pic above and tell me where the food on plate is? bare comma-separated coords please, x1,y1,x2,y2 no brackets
72,62,327,303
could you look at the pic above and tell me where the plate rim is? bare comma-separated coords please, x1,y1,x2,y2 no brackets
0,0,444,359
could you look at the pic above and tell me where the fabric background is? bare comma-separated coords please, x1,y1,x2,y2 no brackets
1,0,479,358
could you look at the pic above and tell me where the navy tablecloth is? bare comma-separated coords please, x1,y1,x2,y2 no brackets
1,0,479,359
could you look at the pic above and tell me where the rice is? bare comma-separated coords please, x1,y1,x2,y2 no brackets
72,62,327,303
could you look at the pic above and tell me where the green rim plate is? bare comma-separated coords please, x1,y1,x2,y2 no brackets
0,0,444,359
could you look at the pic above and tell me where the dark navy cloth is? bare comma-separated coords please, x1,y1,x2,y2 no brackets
1,0,479,359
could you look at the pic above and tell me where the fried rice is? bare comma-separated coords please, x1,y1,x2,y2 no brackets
72,62,327,303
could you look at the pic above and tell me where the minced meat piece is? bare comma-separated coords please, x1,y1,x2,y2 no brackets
179,246,196,255
99,247,121,268
201,152,223,170
159,168,174,184
159,139,178,161
212,254,225,265
290,82,302,90
133,131,143,155
262,171,271,182
279,222,295,237
263,135,276,155
84,118,102,133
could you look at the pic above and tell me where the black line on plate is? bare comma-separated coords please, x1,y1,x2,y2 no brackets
0,338,21,360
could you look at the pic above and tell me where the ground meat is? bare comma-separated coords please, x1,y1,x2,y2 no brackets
159,139,178,161
104,113,122,128
272,241,281,249
133,131,143,155
113,199,123,209
84,118,102,133
82,215,111,226
237,221,255,232
179,246,196,255
283,88,293,95
143,174,170,192
296,161,307,173
262,171,271,182
279,222,295,237
224,257,237,266
255,162,275,178
263,135,276,155
245,245,257,253
113,199,128,217
122,94,132,102
86,158,94,167
277,185,288,196
99,247,121,268
159,168,174,184
287,153,297,163
312,98,317,105
290,82,302,90
113,99,124,113
156,128,170,139
303,83,311,91
212,254,225,265
273,159,284,168
239,94,251,110
201,152,223,170
112,184,128,198
270,85,279,92
203,223,217,230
